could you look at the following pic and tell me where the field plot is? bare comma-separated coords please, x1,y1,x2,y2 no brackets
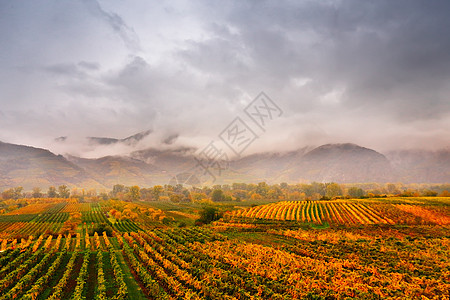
0,197,448,299
5,203,56,215
227,198,450,226
0,200,150,240
0,226,447,299
62,203,92,213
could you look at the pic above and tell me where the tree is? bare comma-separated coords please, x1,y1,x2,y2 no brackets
386,183,400,195
211,189,225,202
440,190,450,197
58,185,70,198
422,189,438,197
348,187,364,198
48,186,58,198
128,186,140,202
191,192,207,202
256,182,269,196
152,185,164,201
232,183,248,190
2,186,24,200
32,187,43,198
196,207,221,225
268,186,282,199
232,189,248,200
325,183,342,198
169,193,182,203
311,182,326,196
86,189,97,197
1,188,14,200
14,186,23,199
250,193,262,200
89,223,113,236
110,184,126,198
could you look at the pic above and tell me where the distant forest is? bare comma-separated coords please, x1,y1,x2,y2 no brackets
1,182,449,208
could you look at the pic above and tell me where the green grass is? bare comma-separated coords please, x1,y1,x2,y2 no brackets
38,252,71,300
114,250,147,300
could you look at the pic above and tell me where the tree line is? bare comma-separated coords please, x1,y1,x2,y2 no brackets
1,182,449,203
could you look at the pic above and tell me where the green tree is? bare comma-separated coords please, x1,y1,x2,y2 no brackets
89,223,113,236
197,207,221,225
211,189,225,202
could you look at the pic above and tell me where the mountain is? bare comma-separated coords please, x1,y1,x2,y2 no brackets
66,155,163,188
130,147,196,174
229,147,314,182
283,143,395,183
87,130,152,146
386,149,450,183
0,141,104,190
0,140,448,190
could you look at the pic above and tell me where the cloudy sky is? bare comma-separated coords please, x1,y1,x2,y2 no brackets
1,0,449,157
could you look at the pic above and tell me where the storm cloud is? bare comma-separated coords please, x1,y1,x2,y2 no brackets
0,0,449,156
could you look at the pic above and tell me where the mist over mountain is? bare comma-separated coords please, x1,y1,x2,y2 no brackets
0,141,103,190
2,1,450,156
65,154,161,188
386,149,450,184
288,144,395,183
0,140,448,190
86,130,152,146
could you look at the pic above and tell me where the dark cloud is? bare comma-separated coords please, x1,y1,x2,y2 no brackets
163,134,179,145
0,0,448,155
83,0,141,52
78,61,100,71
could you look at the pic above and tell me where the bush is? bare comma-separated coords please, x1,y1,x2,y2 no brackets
196,207,222,225
89,223,113,236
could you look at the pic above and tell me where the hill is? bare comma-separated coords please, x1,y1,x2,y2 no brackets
0,141,103,190
0,140,449,189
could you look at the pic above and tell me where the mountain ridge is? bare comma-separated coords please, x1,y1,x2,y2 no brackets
0,140,448,190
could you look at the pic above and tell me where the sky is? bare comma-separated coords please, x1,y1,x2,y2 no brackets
0,0,449,157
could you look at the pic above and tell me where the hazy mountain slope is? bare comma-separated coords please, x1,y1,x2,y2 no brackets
1,140,449,190
284,143,395,183
229,147,314,182
66,155,165,188
130,147,196,174
0,141,103,190
386,149,450,183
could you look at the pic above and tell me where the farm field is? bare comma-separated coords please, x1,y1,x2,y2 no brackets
226,197,450,226
0,197,448,299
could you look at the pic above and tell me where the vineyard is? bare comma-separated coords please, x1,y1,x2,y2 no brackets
0,197,448,299
0,201,156,239
226,198,450,226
